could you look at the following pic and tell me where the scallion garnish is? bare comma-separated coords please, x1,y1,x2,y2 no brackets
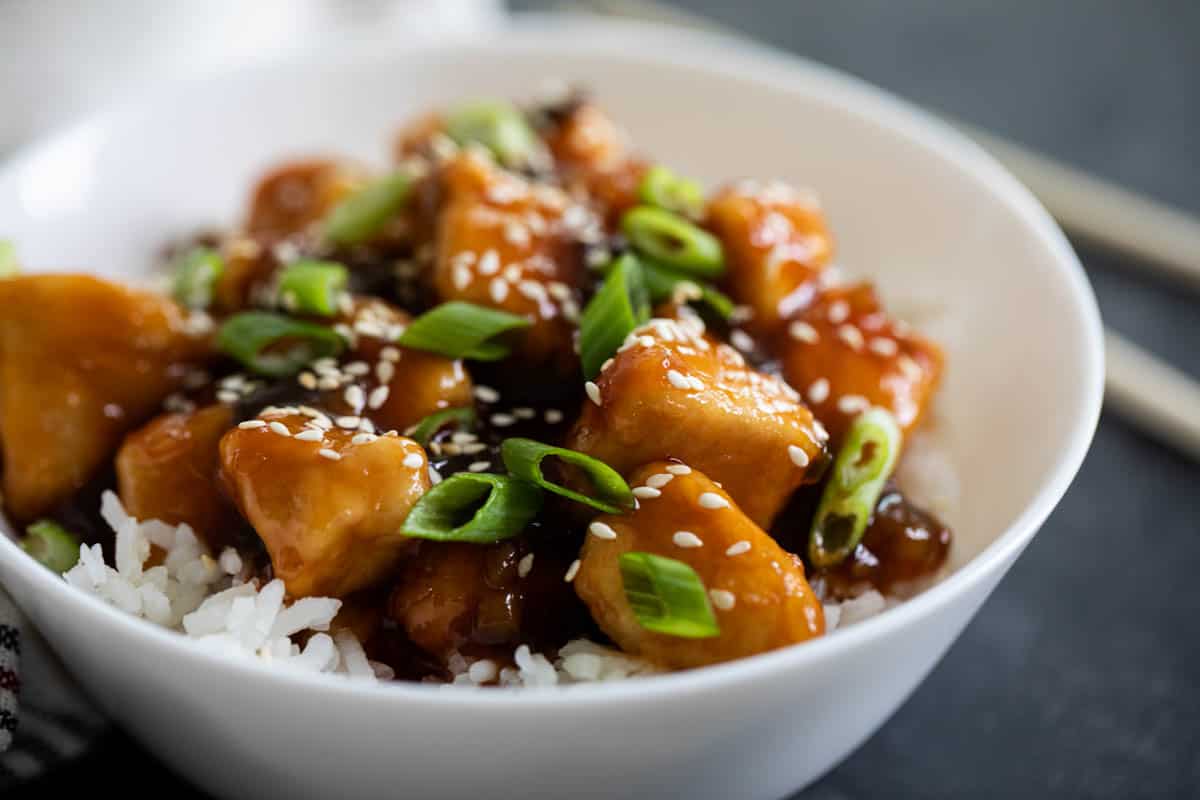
401,473,543,544
808,408,902,568
217,311,344,377
501,438,634,514
579,253,649,379
277,259,349,317
445,99,538,168
323,171,413,246
170,247,224,309
619,551,720,638
397,301,531,361
0,239,19,278
621,205,724,279
21,519,80,572
641,261,734,321
409,407,477,446
639,165,704,219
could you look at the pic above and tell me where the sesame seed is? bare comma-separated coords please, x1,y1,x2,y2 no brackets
726,541,751,556
564,559,581,582
869,337,899,357
461,442,487,454
544,409,563,424
585,381,602,406
491,413,516,427
632,486,661,500
588,521,618,540
600,357,614,373
730,329,756,352
375,361,395,384
452,265,471,290
698,492,730,509
343,385,365,410
468,659,499,685
294,428,324,442
428,465,442,484
368,385,390,409
238,419,267,430
468,461,491,472
828,300,850,324
517,553,535,578
381,346,400,362
687,376,705,391
645,473,674,489
709,589,736,610
216,389,239,404
298,372,318,390
451,432,477,444
517,280,547,302
317,448,342,461
474,385,500,403
336,416,361,429
317,375,341,391
512,407,536,419
478,249,500,276
489,277,509,303
808,378,831,404
788,444,811,468
672,531,703,548
898,354,923,382
344,361,370,376
502,264,523,283
788,320,819,343
268,421,291,437
667,370,690,389
666,464,692,475
838,324,865,350
837,395,870,414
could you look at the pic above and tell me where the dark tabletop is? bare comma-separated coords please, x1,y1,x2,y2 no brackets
18,2,1200,797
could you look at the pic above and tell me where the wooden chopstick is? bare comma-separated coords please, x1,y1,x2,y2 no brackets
1103,332,1200,462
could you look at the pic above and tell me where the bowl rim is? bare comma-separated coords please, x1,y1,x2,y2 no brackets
0,15,1104,709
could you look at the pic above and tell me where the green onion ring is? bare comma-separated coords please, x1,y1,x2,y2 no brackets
501,437,634,514
277,259,349,317
640,260,734,321
579,253,649,379
401,473,543,544
639,165,705,219
445,99,539,168
323,171,414,246
216,311,345,377
21,520,80,572
396,301,531,361
808,407,903,568
170,247,224,309
619,551,720,638
621,205,724,279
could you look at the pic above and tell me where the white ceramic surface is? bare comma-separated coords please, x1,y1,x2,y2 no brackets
0,17,1103,800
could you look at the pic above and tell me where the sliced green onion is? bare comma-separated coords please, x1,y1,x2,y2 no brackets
0,239,19,278
217,311,344,377
170,247,223,309
641,261,734,321
409,407,476,446
445,99,538,168
579,253,649,379
808,408,903,568
323,171,413,246
619,552,720,638
277,259,348,317
21,520,80,572
501,438,634,514
401,473,542,544
621,206,724,279
639,165,704,219
397,301,531,361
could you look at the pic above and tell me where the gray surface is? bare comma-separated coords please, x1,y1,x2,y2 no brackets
18,2,1200,798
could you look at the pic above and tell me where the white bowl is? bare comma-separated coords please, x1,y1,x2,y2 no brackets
0,17,1102,800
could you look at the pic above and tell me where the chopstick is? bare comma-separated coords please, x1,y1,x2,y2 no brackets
568,0,1200,463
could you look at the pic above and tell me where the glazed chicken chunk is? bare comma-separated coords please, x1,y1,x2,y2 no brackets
575,462,825,669
219,412,429,598
778,283,943,446
544,101,648,226
706,179,834,334
432,150,588,370
243,158,365,243
0,274,211,520
566,316,827,527
116,404,238,551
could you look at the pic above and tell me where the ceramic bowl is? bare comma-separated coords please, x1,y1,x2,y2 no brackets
0,17,1103,800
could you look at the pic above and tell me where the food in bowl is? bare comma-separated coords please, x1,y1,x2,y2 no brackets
1,91,953,686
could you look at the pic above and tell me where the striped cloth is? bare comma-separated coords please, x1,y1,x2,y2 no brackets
0,588,106,789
